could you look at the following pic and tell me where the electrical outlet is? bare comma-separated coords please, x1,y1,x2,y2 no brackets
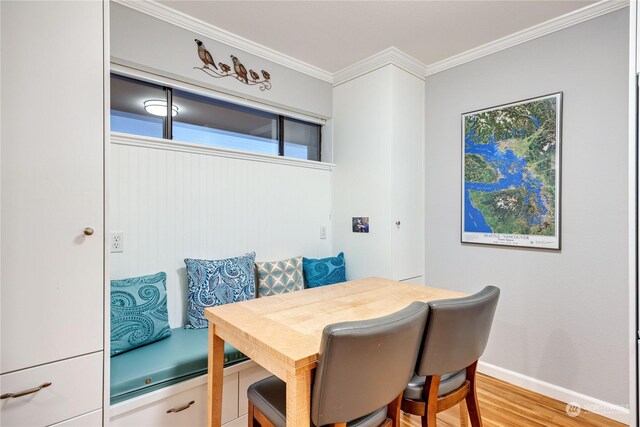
320,225,327,240
111,232,124,253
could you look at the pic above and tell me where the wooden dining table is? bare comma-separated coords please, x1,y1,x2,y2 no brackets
205,276,465,427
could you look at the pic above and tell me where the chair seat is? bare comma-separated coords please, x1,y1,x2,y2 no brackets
248,375,388,427
403,369,467,401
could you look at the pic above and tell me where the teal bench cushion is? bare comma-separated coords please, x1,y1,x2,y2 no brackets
111,327,247,404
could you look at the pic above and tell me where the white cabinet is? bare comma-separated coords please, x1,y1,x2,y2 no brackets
0,353,103,427
223,415,248,427
637,0,640,73
332,65,425,282
110,362,271,427
50,410,103,427
0,0,105,425
238,365,272,416
110,373,238,427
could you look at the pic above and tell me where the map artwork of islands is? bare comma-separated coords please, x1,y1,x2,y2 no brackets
462,93,561,249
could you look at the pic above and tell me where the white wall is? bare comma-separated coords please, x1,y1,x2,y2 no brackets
110,2,332,119
110,139,333,328
424,8,629,411
631,4,639,423
108,2,335,329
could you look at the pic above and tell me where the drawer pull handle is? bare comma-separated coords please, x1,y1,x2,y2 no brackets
0,382,52,399
166,400,195,414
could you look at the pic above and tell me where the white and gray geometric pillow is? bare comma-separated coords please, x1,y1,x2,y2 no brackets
256,256,304,297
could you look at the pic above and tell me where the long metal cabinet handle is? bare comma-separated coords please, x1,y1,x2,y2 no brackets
166,400,195,413
0,382,52,399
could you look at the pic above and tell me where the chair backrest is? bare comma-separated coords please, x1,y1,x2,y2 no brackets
310,301,429,426
416,286,500,377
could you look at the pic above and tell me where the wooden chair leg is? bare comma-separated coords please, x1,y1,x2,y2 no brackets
421,375,440,427
248,400,255,427
465,362,483,427
459,400,470,427
387,393,403,427
251,403,277,427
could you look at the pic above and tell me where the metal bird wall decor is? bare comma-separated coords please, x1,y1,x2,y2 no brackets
194,39,272,91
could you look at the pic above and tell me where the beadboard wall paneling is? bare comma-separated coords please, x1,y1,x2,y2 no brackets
110,143,333,327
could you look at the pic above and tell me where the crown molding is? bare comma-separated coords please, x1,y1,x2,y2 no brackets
425,0,629,77
332,47,428,87
113,0,627,85
112,0,334,83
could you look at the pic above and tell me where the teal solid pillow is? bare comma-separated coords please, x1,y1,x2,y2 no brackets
302,252,346,288
110,272,172,357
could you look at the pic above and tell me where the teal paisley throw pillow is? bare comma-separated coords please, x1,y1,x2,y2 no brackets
110,272,171,357
184,252,256,329
302,252,347,288
256,256,304,297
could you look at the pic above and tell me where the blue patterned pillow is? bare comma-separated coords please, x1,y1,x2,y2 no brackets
184,252,256,329
302,252,346,288
110,272,171,357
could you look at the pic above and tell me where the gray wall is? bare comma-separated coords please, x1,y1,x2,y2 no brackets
424,9,629,405
110,3,332,118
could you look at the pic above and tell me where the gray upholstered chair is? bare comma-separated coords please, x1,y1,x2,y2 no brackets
247,301,430,427
401,286,500,427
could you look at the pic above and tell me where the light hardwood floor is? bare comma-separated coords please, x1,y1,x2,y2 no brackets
400,374,625,427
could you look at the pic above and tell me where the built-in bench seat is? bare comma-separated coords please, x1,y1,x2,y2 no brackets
111,327,248,404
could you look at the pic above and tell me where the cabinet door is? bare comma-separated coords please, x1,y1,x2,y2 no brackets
0,1,104,373
390,68,425,281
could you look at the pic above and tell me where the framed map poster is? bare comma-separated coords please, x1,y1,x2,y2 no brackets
461,93,562,249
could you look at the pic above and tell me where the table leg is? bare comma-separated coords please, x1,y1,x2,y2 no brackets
285,369,313,427
208,325,225,427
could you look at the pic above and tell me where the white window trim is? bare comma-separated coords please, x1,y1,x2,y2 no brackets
111,132,335,171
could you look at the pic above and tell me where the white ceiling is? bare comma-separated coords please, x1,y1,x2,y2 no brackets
157,0,597,73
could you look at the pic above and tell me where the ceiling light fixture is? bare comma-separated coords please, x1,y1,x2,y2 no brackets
144,99,178,117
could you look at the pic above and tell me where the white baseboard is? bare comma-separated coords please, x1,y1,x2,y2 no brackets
478,361,630,425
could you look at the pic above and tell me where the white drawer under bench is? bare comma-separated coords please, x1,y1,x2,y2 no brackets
109,360,270,427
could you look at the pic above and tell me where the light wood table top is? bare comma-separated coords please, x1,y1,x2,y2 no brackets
205,277,465,427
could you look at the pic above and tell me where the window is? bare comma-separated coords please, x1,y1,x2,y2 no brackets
283,117,320,161
110,74,166,139
110,74,322,161
172,90,279,156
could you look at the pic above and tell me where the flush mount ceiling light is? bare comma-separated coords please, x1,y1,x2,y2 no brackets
144,99,178,117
